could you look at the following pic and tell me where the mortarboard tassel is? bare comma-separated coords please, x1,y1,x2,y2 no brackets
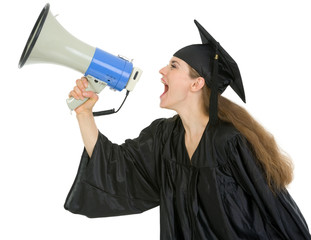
208,43,220,125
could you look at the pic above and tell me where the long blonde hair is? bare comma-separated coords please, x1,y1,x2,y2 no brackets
189,67,293,191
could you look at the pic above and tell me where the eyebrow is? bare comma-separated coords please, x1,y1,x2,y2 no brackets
170,60,181,66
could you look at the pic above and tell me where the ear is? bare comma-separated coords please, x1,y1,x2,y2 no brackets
191,77,205,92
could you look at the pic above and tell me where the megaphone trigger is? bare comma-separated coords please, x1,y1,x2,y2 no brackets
66,75,107,111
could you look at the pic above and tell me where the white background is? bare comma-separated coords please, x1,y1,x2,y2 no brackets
1,0,310,239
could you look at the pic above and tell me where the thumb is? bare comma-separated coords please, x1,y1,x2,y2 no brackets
82,90,98,100
74,91,99,114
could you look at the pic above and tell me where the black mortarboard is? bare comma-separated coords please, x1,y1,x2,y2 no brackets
174,20,245,125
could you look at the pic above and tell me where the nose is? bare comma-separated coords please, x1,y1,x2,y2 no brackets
159,65,167,76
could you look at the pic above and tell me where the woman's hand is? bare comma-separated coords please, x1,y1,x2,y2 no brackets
69,77,99,116
69,77,99,157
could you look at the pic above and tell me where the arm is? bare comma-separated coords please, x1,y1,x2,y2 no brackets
66,78,162,218
76,111,98,158
69,77,99,157
65,119,162,218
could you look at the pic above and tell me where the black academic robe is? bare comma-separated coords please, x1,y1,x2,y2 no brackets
65,115,311,239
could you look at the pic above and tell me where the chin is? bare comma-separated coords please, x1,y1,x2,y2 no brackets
160,101,169,109
160,102,174,111
160,102,167,109
160,97,177,111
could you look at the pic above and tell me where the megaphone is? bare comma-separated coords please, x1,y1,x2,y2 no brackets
18,3,142,114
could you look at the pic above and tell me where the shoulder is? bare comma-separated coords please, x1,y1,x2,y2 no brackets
139,115,181,139
210,120,242,144
208,120,248,163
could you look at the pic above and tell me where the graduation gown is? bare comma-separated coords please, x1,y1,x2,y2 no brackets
65,115,311,239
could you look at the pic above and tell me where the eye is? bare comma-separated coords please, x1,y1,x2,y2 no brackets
170,63,177,69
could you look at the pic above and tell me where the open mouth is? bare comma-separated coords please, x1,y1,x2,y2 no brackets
160,79,169,98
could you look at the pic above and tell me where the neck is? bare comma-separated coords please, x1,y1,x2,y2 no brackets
178,105,209,138
177,106,209,161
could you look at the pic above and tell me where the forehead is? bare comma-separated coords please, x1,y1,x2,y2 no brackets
170,57,190,72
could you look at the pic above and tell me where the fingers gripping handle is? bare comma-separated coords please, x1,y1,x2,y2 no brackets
66,76,107,110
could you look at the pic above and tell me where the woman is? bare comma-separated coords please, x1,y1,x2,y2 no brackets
65,20,311,239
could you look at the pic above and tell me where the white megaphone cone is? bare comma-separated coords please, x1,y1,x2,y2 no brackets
19,3,142,114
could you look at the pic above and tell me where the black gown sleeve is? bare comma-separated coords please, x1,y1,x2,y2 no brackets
64,119,162,218
226,134,311,239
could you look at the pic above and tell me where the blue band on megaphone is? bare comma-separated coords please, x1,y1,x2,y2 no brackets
85,48,133,91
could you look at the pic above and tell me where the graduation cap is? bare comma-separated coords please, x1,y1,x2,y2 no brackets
174,20,245,125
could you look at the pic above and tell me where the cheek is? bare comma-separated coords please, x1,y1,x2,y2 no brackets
169,80,189,99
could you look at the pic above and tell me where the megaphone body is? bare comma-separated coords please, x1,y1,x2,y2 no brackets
19,3,142,111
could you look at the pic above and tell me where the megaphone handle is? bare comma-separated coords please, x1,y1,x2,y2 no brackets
66,75,107,111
